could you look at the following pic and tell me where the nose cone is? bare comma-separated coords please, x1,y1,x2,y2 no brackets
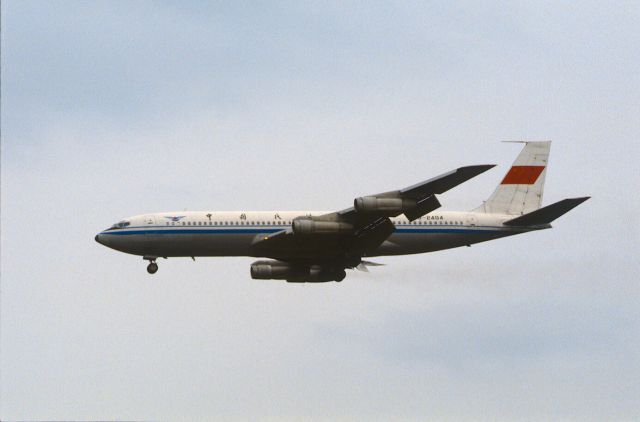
95,233,104,245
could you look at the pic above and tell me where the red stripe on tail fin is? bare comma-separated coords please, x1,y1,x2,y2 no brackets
501,166,545,185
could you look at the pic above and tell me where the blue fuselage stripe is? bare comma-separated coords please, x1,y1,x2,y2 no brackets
101,226,511,236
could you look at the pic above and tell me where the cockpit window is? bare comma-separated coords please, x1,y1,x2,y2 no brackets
108,220,131,230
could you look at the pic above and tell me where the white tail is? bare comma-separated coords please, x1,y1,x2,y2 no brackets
475,141,551,215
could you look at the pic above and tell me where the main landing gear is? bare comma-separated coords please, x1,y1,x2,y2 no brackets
144,256,159,274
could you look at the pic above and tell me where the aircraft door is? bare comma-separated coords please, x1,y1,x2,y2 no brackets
467,214,477,227
142,215,160,255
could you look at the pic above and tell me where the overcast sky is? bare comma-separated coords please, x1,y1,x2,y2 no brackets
1,1,639,420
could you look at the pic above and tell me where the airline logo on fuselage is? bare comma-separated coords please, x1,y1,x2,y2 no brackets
164,216,186,222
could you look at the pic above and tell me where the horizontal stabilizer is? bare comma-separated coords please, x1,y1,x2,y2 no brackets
503,197,590,226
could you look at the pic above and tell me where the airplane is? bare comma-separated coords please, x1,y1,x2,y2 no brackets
95,141,589,282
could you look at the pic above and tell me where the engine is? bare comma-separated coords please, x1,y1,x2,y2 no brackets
292,219,353,235
250,260,347,283
354,195,441,220
250,260,306,279
354,196,416,214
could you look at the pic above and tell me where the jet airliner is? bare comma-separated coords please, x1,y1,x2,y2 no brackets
95,141,589,282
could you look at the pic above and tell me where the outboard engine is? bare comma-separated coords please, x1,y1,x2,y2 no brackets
250,260,346,282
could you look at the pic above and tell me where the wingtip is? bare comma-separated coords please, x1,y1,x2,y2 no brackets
459,164,497,173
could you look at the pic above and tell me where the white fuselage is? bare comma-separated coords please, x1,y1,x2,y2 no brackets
95,210,536,259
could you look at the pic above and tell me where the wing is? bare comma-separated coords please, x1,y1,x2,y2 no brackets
337,165,495,220
250,164,495,265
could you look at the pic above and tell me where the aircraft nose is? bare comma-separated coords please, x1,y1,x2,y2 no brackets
95,233,104,245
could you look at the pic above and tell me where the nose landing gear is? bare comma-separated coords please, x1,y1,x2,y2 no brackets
143,256,159,274
147,262,158,274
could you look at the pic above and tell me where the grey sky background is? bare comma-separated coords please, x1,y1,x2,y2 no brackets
1,1,638,420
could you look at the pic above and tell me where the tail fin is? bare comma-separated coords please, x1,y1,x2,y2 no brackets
475,141,551,215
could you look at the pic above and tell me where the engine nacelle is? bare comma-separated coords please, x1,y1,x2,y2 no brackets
250,261,346,283
354,196,416,214
250,260,305,280
287,266,346,283
292,219,353,235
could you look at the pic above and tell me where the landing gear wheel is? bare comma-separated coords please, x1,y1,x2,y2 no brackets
147,262,158,274
335,270,346,282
